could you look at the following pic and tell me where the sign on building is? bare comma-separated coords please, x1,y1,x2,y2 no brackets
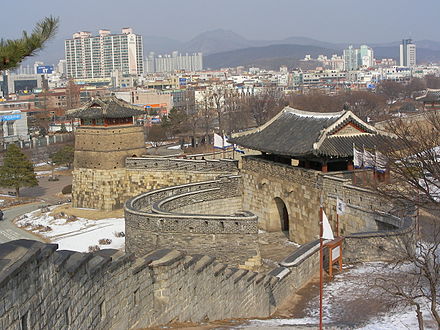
36,65,54,74
0,114,21,121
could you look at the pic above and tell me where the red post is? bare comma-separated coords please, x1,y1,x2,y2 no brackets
336,213,339,237
319,206,323,330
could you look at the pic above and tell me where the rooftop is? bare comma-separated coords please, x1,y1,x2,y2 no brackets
416,89,440,102
67,96,145,120
229,107,391,158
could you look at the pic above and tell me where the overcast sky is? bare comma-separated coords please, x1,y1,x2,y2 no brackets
1,0,439,63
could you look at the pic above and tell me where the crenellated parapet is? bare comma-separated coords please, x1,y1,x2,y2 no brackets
125,157,239,173
125,175,259,265
0,238,320,329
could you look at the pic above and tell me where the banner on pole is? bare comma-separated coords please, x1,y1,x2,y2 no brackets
375,150,387,173
322,211,334,240
363,147,375,169
353,145,363,168
214,133,224,149
336,197,346,215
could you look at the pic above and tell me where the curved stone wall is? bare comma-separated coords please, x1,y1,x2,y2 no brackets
125,175,259,265
241,155,413,244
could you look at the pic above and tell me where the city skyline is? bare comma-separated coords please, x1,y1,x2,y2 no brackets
1,0,440,65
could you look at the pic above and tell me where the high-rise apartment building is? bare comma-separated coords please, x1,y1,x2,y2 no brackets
400,39,416,67
343,45,359,71
359,45,374,68
343,45,374,71
65,28,144,79
145,51,203,73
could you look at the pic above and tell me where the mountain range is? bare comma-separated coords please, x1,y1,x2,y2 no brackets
34,29,440,69
142,29,440,69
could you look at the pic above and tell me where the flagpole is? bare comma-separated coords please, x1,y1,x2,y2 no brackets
319,196,324,330
222,130,225,159
353,143,357,185
336,213,339,237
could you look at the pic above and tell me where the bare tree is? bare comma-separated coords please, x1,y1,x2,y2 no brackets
210,86,226,133
375,111,440,211
223,91,252,133
372,220,440,329
368,111,440,329
246,87,286,126
377,80,404,102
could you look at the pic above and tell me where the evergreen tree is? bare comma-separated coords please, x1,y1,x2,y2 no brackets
50,145,74,169
0,144,38,197
0,16,59,71
60,122,68,133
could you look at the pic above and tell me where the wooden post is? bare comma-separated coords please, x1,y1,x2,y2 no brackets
336,213,339,237
327,237,344,280
319,205,323,330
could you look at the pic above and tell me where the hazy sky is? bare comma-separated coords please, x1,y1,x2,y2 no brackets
1,0,439,62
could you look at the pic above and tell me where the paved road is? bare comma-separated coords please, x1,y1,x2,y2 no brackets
0,203,46,244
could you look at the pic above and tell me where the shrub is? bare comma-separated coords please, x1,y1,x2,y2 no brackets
98,238,112,245
66,215,77,223
88,245,100,252
62,184,72,195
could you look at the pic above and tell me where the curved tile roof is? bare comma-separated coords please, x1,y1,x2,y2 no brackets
229,106,390,158
416,89,440,102
67,96,145,119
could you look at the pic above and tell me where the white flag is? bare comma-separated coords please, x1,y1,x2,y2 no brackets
322,211,334,240
375,150,387,173
363,148,375,169
214,133,223,149
336,197,346,215
223,135,233,149
353,145,363,168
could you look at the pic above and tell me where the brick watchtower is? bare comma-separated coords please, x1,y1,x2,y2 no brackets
68,96,146,210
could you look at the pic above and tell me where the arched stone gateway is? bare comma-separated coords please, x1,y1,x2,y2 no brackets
267,197,290,233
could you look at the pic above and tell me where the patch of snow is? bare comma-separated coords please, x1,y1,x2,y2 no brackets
240,317,317,327
34,162,49,167
36,166,70,177
167,143,191,150
241,262,436,329
16,206,125,252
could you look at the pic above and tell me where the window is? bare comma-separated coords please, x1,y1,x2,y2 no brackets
7,121,14,136
21,312,29,330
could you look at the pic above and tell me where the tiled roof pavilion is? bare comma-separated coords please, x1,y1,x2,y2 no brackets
229,107,393,159
67,96,145,119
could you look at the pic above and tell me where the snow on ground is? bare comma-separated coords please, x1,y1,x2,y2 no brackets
167,143,191,150
35,166,69,177
16,206,125,252
239,262,436,329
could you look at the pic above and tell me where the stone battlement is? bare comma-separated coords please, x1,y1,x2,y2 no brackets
125,175,259,265
0,239,318,330
0,208,414,330
125,156,239,173
241,155,404,244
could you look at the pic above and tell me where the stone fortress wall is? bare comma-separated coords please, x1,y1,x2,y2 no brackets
0,211,414,330
0,154,416,329
0,239,319,330
240,155,404,244
125,175,260,266
72,157,239,211
74,126,146,170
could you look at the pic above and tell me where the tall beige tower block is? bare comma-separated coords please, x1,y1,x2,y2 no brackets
69,96,146,210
